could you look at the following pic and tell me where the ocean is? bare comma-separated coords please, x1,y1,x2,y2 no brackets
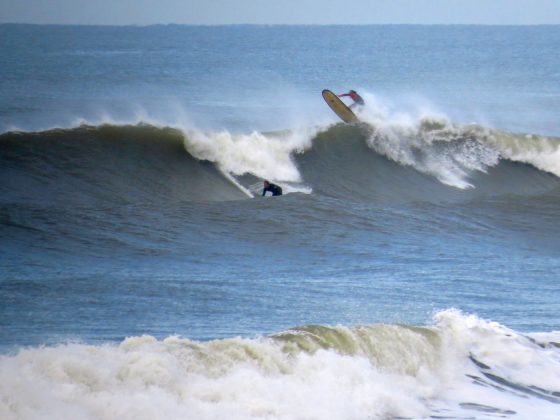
1,24,560,419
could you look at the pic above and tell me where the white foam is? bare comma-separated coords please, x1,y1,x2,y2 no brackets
0,336,430,420
436,309,560,392
182,126,315,185
487,131,560,177
2,311,560,420
357,93,501,189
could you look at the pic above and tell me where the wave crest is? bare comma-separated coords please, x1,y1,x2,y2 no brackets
2,120,559,206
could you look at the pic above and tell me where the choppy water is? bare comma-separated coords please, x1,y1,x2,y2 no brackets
1,24,560,419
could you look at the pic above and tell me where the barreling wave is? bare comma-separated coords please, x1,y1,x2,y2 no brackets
1,310,559,419
1,118,560,207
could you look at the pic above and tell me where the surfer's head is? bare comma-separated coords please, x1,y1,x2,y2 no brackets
264,180,270,187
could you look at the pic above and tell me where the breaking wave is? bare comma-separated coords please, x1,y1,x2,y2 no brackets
1,310,559,419
1,115,559,207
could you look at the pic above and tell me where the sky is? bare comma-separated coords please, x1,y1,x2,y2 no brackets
1,0,560,25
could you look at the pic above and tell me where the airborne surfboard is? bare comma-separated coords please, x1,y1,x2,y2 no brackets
322,89,359,123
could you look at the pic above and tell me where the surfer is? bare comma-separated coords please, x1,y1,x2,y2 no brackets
338,90,365,109
262,180,283,197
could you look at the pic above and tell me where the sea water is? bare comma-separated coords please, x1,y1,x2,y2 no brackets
1,24,560,419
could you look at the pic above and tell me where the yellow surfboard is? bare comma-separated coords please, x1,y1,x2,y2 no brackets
322,89,358,123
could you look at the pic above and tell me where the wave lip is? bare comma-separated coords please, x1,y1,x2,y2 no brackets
296,118,560,203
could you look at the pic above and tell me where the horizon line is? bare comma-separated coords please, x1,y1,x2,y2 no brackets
2,22,560,27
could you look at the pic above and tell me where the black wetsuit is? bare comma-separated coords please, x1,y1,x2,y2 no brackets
262,183,282,196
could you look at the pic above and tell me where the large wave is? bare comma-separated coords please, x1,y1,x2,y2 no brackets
0,124,248,205
1,310,559,419
1,114,559,207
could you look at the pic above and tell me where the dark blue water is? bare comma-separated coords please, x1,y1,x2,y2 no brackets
1,24,560,419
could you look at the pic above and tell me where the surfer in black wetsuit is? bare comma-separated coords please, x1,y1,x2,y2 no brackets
338,90,365,109
262,180,282,196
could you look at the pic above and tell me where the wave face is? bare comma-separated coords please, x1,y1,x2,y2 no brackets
2,119,560,208
1,310,559,420
0,124,247,206
298,122,560,203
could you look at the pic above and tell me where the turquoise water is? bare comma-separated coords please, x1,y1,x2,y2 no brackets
1,24,560,419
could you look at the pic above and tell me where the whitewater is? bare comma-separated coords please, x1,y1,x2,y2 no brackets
2,311,560,419
2,24,560,419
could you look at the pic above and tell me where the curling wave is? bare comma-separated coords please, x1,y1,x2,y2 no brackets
297,121,560,202
0,124,248,205
1,119,560,207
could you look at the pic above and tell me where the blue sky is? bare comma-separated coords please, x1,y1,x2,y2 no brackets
1,0,560,25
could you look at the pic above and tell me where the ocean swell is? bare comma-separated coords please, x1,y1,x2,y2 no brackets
1,120,560,207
